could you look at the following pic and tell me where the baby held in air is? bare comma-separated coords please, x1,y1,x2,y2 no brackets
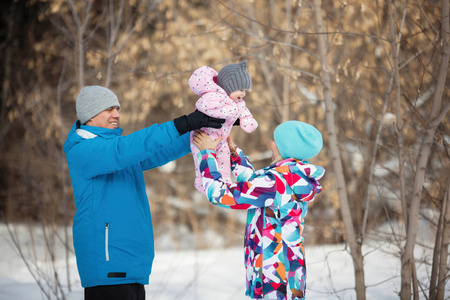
189,60,258,193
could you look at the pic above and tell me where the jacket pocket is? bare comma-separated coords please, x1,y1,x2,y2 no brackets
105,223,110,261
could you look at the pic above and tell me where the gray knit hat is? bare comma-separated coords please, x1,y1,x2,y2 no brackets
216,60,251,95
76,86,120,124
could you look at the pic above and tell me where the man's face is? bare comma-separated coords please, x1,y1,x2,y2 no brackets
86,106,120,129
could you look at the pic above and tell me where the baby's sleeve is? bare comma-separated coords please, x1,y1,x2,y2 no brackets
195,92,230,119
238,101,258,133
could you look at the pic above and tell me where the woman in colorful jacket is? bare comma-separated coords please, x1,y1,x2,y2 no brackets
192,120,325,300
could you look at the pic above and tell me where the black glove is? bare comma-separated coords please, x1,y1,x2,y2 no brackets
233,118,240,126
173,110,225,135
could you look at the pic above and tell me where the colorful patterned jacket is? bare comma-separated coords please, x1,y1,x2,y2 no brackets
198,147,325,300
189,65,258,193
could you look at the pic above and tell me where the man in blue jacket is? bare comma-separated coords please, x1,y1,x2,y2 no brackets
63,86,224,300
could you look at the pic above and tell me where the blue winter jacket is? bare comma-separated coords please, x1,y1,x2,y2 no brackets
63,120,190,288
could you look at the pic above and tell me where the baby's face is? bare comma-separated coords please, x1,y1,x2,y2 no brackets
229,90,247,102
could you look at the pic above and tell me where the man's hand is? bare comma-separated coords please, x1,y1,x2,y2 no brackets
174,110,225,135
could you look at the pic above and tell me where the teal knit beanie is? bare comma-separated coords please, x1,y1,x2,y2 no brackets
274,121,323,160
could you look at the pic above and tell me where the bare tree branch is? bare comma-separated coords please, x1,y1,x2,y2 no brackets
312,0,367,298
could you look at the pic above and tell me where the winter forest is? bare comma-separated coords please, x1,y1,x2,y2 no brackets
0,0,449,299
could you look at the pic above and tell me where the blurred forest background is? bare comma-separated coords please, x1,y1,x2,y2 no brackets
0,0,449,299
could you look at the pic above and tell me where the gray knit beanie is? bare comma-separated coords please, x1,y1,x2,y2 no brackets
76,86,121,124
216,60,251,95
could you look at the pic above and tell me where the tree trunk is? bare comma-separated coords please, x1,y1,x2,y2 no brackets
430,178,450,300
400,0,450,298
281,0,292,122
311,0,366,298
56,58,71,292
245,1,284,123
361,0,409,239
67,0,93,89
436,179,450,300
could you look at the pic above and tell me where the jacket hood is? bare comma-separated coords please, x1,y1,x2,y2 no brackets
188,66,226,97
269,158,325,201
63,121,123,154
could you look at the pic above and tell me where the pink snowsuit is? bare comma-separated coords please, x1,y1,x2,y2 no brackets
189,66,258,193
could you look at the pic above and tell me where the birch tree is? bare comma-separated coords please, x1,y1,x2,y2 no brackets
311,0,366,298
399,0,450,298
66,0,94,89
430,178,450,299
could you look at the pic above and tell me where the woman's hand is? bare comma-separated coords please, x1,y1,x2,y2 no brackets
227,136,237,155
192,131,223,151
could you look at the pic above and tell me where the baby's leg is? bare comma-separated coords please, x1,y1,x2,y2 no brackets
215,140,232,184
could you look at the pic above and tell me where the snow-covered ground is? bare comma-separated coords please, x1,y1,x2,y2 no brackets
0,223,448,300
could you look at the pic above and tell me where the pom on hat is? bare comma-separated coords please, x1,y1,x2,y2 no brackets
216,60,251,95
274,121,323,160
76,86,121,124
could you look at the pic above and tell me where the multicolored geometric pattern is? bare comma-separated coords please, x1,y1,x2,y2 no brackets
197,148,325,300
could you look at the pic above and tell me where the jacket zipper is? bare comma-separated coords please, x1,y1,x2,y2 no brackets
105,223,110,261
